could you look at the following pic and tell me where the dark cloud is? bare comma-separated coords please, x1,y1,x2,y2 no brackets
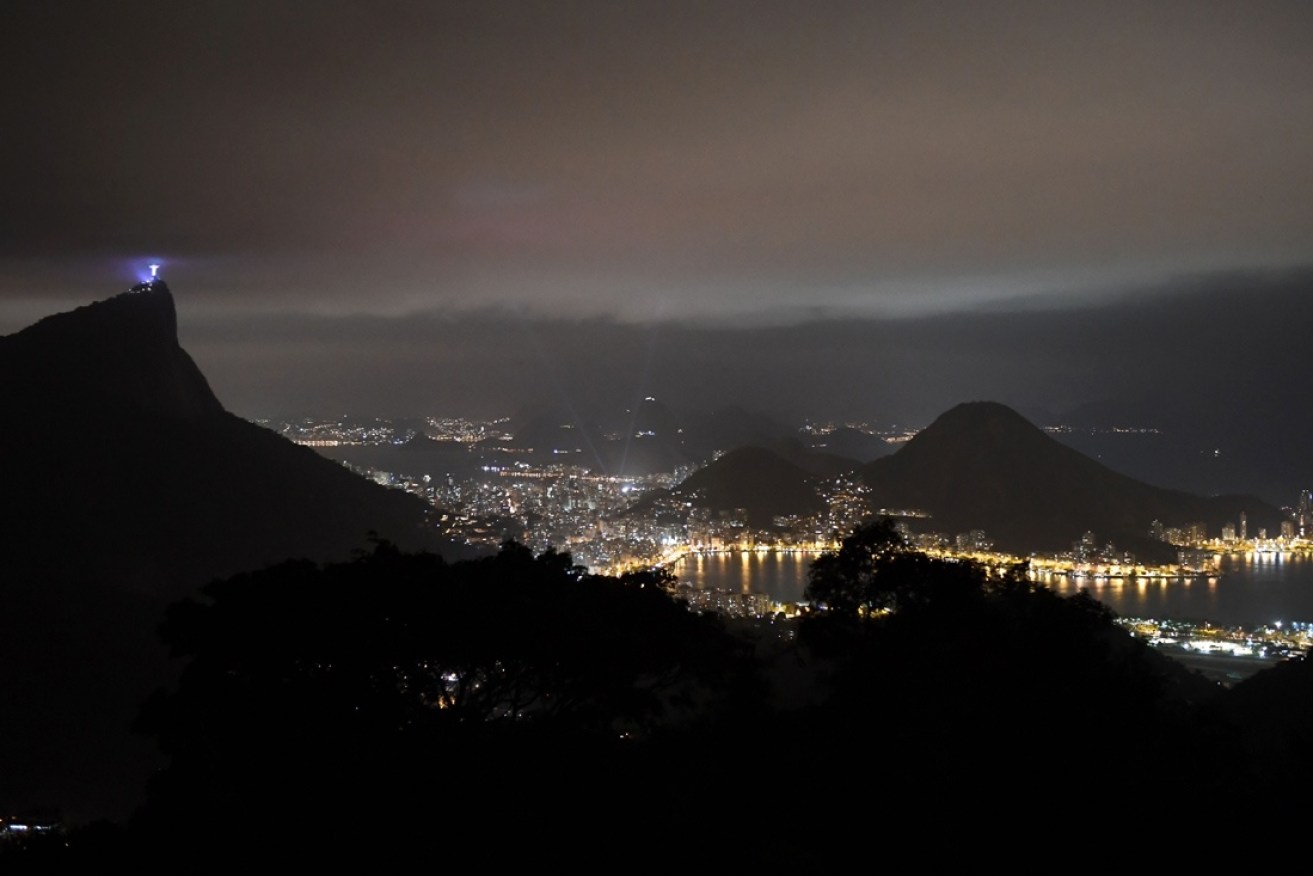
176,265,1311,424
4,1,1313,322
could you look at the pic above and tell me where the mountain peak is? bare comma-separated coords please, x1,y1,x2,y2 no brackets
0,277,462,824
21,279,178,340
889,401,1047,468
921,400,1042,439
0,280,224,421
669,445,826,528
863,399,1281,556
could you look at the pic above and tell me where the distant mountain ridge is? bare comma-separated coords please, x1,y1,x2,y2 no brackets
860,401,1282,557
619,401,1280,551
505,399,865,477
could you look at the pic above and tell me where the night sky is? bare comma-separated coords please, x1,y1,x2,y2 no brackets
3,3,1312,448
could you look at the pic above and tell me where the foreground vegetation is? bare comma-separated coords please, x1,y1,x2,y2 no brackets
8,522,1312,863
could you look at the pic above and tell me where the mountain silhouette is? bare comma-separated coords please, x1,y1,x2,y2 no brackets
860,401,1282,557
646,445,830,529
506,400,806,478
762,436,862,479
1,281,456,593
0,280,463,824
0,281,223,422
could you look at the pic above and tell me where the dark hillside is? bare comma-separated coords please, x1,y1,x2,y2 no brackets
0,281,465,823
861,401,1280,556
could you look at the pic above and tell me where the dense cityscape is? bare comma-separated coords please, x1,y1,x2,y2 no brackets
268,412,1313,670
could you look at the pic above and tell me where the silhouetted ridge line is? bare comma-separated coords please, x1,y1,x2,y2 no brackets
0,281,223,421
0,279,464,826
654,445,829,528
860,400,1282,556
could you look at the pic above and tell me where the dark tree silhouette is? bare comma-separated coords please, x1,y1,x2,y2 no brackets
805,517,1006,618
129,540,755,858
29,523,1297,864
794,518,1221,804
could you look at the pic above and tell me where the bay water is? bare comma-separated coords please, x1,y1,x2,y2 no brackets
673,549,1313,628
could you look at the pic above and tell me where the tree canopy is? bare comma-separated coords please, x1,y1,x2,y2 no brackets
18,524,1305,863
794,518,1225,800
129,540,756,856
